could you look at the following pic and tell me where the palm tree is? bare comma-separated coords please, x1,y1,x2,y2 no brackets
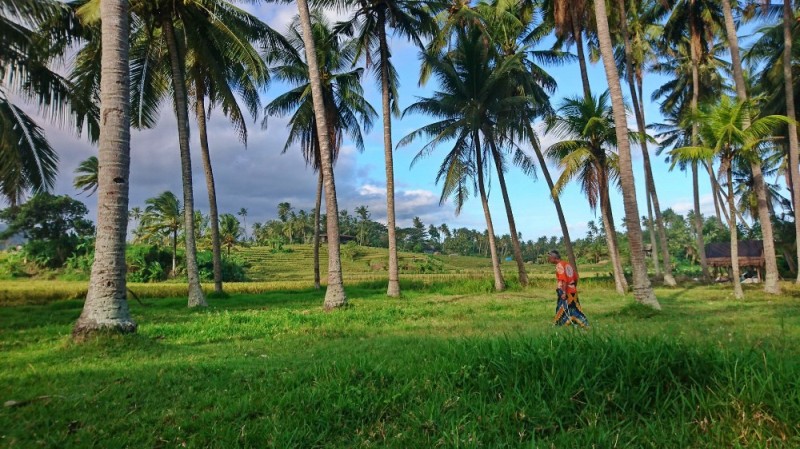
539,0,594,98
72,0,135,339
592,0,660,309
400,26,536,292
1,0,98,206
662,0,725,281
219,213,242,257
730,151,789,221
612,0,677,286
141,191,182,276
746,1,800,282
237,208,249,241
675,96,792,298
546,91,628,294
336,0,444,297
73,156,99,196
265,12,376,289
296,0,347,309
720,0,781,295
782,0,800,282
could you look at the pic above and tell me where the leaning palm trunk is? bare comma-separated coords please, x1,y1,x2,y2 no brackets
646,190,661,275
599,171,628,294
527,130,578,273
784,0,800,284
162,16,207,308
689,16,711,281
313,170,322,290
490,143,528,287
475,134,505,291
726,163,745,299
296,0,347,309
378,11,401,297
615,0,675,286
692,162,710,279
571,8,591,99
721,0,781,295
73,0,137,339
195,81,223,293
593,0,659,309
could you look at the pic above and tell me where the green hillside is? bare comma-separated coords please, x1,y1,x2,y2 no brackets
233,244,612,282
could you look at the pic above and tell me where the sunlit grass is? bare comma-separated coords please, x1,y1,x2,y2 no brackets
1,279,798,447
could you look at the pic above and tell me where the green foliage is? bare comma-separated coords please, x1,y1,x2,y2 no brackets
0,193,94,268
340,241,362,262
196,250,247,282
126,245,172,283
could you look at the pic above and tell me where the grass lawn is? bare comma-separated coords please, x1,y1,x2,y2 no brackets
1,279,799,448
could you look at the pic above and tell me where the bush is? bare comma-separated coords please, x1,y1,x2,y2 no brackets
196,251,248,282
126,245,172,283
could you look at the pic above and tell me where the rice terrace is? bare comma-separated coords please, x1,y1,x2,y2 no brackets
2,0,800,447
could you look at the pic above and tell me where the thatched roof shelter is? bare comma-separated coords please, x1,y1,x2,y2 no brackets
705,240,764,268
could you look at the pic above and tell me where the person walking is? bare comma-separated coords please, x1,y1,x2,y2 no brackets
548,250,589,327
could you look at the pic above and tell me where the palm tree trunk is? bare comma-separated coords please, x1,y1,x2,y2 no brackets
297,0,346,309
785,0,800,283
692,162,710,279
195,80,223,293
172,229,177,275
599,168,628,294
615,0,675,286
706,161,731,225
727,163,744,299
378,10,401,298
74,0,136,339
710,165,724,225
475,133,505,291
646,186,661,276
527,128,578,274
721,0,781,295
689,15,711,281
489,140,528,286
593,0,659,309
162,16,207,308
571,8,591,99
313,170,322,290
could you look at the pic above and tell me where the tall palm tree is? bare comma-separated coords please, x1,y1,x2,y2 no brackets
592,0,659,309
336,0,444,297
612,0,677,286
730,150,789,221
539,0,594,98
296,0,347,309
265,12,376,289
400,26,536,291
675,96,792,298
720,0,781,295
219,213,242,257
783,0,800,282
72,0,136,339
237,208,249,241
141,191,182,276
1,0,98,206
662,0,725,281
477,0,572,287
546,91,628,294
746,1,800,282
73,156,99,196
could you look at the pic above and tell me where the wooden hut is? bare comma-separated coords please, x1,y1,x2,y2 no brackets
705,240,765,280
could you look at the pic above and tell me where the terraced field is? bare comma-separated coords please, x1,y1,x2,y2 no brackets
233,244,612,282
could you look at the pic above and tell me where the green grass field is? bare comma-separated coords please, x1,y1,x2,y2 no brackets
1,274,799,448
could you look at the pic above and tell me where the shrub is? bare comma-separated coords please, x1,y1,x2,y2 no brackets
196,251,248,282
126,245,172,283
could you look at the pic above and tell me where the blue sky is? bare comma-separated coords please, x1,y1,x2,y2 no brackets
32,3,779,242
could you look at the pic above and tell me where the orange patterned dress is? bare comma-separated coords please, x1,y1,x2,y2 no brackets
553,260,589,327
